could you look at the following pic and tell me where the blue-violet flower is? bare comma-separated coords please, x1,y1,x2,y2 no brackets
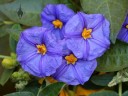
53,52,97,85
117,13,128,43
41,4,75,40
16,27,62,77
64,12,110,60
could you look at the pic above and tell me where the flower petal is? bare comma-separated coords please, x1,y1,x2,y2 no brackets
117,28,128,42
16,36,37,62
64,14,84,38
91,19,110,45
40,54,62,76
53,59,97,85
41,4,56,22
66,38,85,59
55,4,75,23
79,12,104,29
53,60,80,85
21,54,43,77
22,27,48,45
87,38,109,60
74,59,97,84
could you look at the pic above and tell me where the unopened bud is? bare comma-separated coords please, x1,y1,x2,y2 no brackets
2,58,16,69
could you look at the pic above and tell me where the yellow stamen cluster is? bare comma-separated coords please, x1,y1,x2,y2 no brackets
65,54,77,64
126,24,128,29
82,28,92,39
36,44,47,55
52,19,63,29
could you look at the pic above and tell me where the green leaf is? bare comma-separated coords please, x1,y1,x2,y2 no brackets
0,24,12,37
59,0,78,11
0,0,42,26
9,24,22,41
123,91,128,96
9,35,18,52
108,68,128,87
4,92,34,96
82,80,104,90
23,81,42,96
39,82,65,96
96,40,128,72
80,0,128,43
0,69,14,86
89,90,118,96
91,73,114,86
0,0,15,4
0,0,43,26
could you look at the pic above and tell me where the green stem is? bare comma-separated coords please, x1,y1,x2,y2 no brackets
118,82,122,96
37,86,42,96
0,55,10,59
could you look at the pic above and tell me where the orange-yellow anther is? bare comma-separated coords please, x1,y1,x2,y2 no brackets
82,28,92,39
65,54,77,64
36,44,47,55
126,24,128,29
52,19,63,29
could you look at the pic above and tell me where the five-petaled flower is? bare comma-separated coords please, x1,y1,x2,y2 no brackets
53,51,97,85
64,12,110,60
41,4,75,40
117,13,128,43
16,27,62,77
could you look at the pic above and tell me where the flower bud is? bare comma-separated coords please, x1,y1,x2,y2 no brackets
2,58,16,69
15,81,28,90
11,68,30,81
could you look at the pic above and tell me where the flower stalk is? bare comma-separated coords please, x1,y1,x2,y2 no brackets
118,82,122,96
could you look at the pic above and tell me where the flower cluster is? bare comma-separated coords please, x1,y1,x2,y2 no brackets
16,4,110,85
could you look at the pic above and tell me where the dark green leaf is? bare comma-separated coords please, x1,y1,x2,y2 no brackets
0,0,15,4
23,80,42,96
9,24,22,41
89,90,118,96
0,0,43,26
91,73,114,86
4,92,34,96
82,80,104,90
96,40,128,72
39,82,65,96
0,69,14,86
59,0,78,11
80,0,128,43
0,24,12,37
9,35,17,52
123,91,128,96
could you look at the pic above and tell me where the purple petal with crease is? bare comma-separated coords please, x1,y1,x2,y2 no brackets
66,38,85,59
64,14,84,38
22,27,48,45
55,4,75,23
53,59,97,85
40,54,62,76
87,39,108,60
16,36,37,62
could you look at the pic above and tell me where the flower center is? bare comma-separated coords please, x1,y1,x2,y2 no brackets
126,24,128,29
65,54,77,64
52,19,63,29
36,44,47,55
82,28,92,39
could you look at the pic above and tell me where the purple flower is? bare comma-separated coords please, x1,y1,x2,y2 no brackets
41,4,75,40
53,53,97,85
117,14,128,43
16,27,62,77
64,12,110,60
